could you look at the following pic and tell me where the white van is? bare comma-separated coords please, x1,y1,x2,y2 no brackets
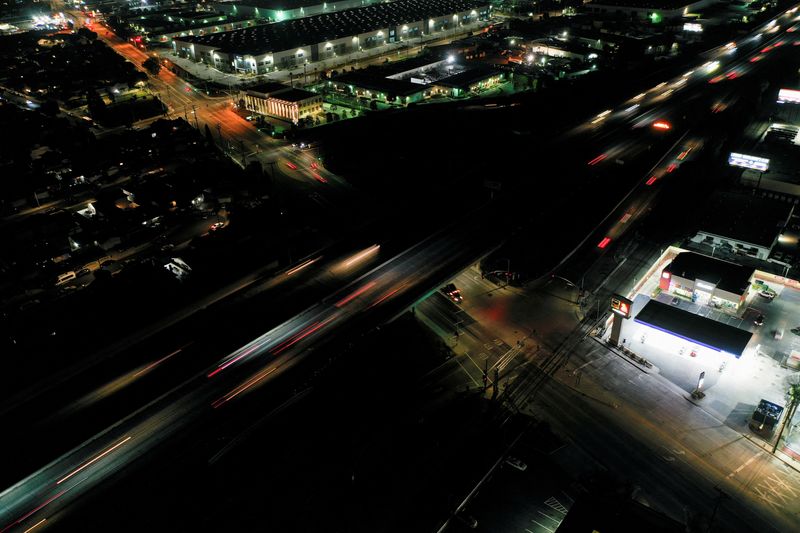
55,271,77,285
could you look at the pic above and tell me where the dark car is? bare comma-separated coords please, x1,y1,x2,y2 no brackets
76,267,92,277
671,296,680,305
442,283,463,303
755,314,765,326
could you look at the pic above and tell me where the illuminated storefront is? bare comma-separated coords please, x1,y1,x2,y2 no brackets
658,252,754,312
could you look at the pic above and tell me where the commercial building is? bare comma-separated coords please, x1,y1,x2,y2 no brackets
241,82,322,123
585,0,715,21
328,71,428,105
658,252,755,311
327,55,502,104
173,0,490,74
431,65,503,97
687,192,794,261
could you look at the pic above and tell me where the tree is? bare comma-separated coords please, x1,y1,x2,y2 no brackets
143,57,161,76
86,89,107,121
77,27,97,41
369,100,378,111
40,99,59,116
204,124,214,145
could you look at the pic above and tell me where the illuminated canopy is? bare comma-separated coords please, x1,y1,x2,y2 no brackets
635,300,752,357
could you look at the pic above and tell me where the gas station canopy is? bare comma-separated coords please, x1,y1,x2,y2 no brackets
634,300,753,358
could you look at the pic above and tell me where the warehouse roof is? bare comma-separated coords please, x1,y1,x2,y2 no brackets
695,191,790,248
270,87,319,102
178,0,486,56
663,252,754,296
331,71,427,97
434,65,500,89
635,300,752,357
246,81,292,95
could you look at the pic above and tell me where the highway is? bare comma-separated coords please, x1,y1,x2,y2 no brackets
542,9,800,284
0,207,499,532
3,6,800,531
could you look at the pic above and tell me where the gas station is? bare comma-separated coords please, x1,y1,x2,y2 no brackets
603,246,800,454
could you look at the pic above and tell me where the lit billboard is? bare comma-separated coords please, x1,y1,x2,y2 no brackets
683,23,703,32
778,88,800,104
728,153,769,172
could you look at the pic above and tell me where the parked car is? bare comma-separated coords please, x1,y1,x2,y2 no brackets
55,271,76,285
505,456,528,471
759,290,776,300
671,296,680,305
76,267,92,278
755,314,765,326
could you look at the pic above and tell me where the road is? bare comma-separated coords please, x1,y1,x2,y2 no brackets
3,6,798,531
63,14,360,216
428,260,799,532
0,205,500,532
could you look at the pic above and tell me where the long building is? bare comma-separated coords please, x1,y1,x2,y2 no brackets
173,0,491,74
214,0,382,22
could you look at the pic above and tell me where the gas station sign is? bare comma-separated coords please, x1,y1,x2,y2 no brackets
610,294,633,319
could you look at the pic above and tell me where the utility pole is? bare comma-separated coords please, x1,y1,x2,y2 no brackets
772,383,800,454
192,104,199,129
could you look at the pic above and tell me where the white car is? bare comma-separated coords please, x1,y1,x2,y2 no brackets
759,290,776,300
505,456,527,471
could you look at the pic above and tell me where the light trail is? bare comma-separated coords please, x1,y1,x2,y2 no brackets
133,344,189,378
56,436,132,486
286,256,321,276
335,282,377,308
211,367,278,408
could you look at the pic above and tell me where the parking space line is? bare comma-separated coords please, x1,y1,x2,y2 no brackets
529,518,555,532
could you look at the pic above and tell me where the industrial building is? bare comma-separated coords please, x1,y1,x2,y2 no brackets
172,0,490,74
127,10,261,45
214,0,382,22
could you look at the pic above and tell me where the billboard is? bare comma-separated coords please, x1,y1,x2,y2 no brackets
728,153,769,172
778,88,800,104
683,23,703,32
610,294,633,319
